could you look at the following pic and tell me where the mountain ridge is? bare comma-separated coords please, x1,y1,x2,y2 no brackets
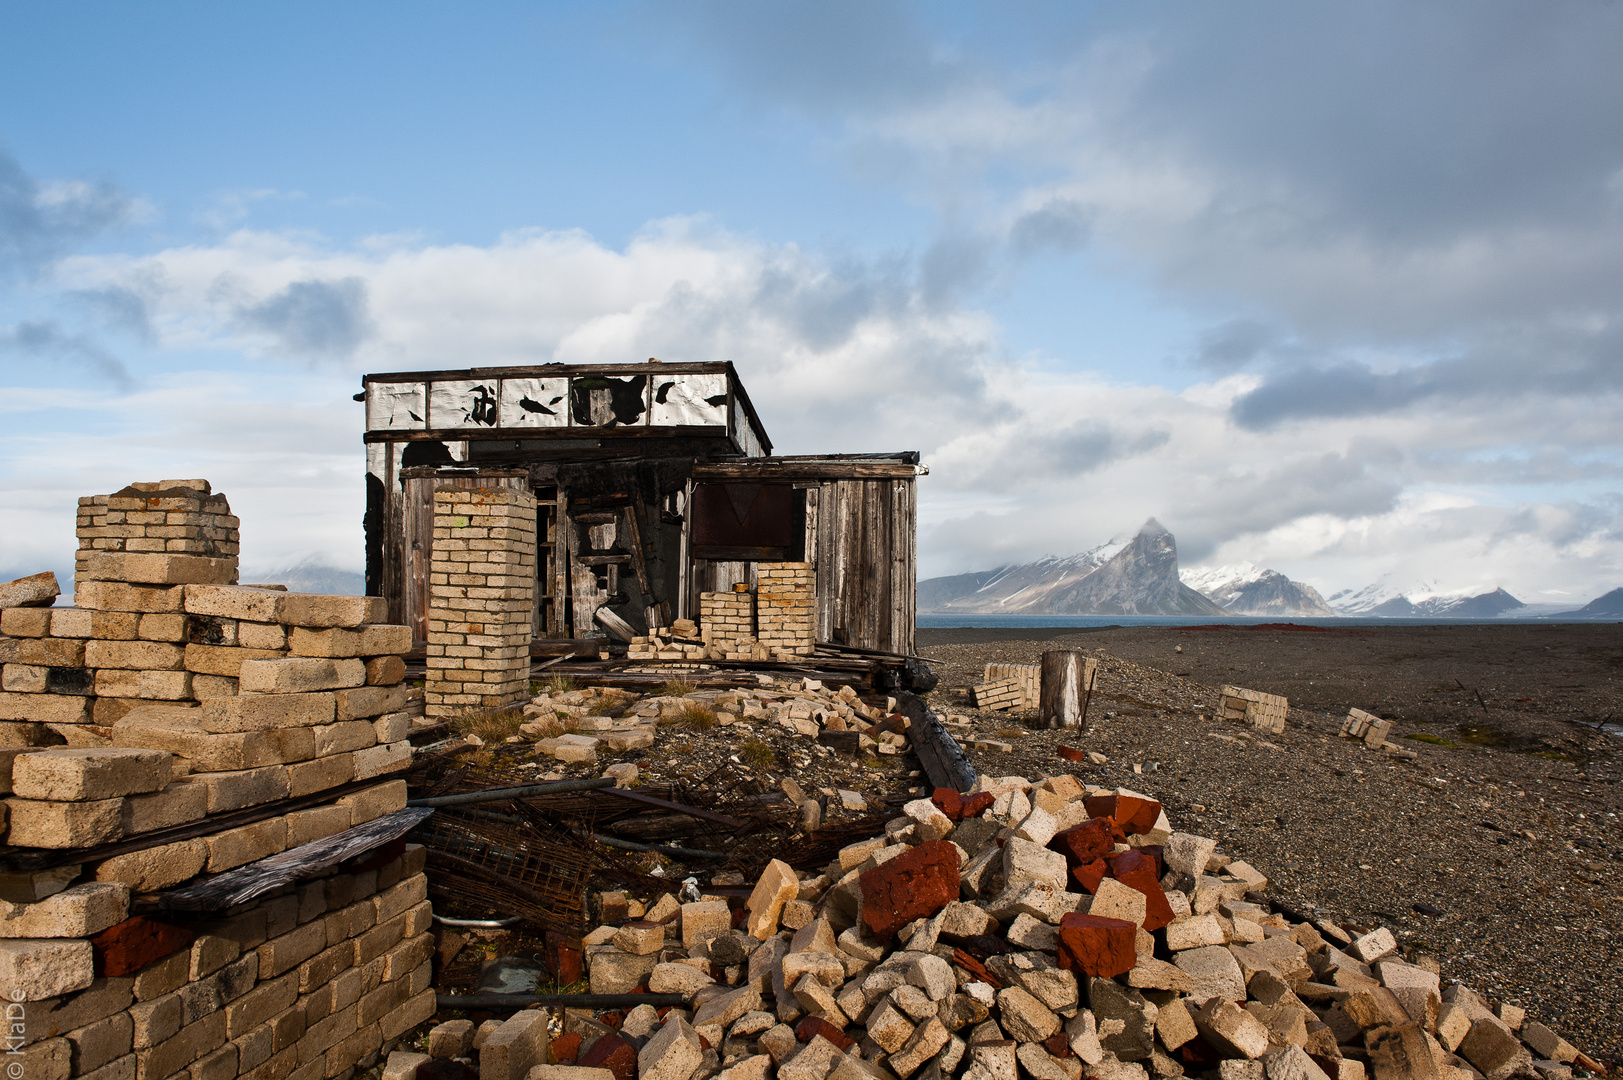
920,519,1226,616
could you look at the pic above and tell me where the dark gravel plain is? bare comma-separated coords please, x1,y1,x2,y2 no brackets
918,622,1622,1063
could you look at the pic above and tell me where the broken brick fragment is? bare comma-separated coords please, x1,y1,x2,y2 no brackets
544,930,582,985
1049,818,1120,869
859,839,960,943
1056,912,1137,979
1057,745,1087,763
1106,848,1175,931
90,915,193,977
577,1032,637,1080
932,787,994,821
951,949,1003,988
1071,858,1109,895
549,1033,582,1065
1084,792,1163,835
796,1016,855,1051
1044,1033,1074,1058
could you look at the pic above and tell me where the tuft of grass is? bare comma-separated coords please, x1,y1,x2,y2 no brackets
538,674,580,695
655,678,700,698
450,705,526,743
1404,732,1456,747
739,739,776,771
674,702,718,731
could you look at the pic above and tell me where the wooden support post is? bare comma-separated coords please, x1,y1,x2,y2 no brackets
1039,650,1091,730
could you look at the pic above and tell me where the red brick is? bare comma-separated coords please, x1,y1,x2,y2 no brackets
1071,858,1109,895
1056,912,1137,979
795,1016,853,1051
951,950,1001,989
1044,1033,1074,1058
1049,818,1120,869
543,931,581,986
576,1033,636,1080
90,916,194,977
859,839,960,944
1056,746,1087,763
931,788,994,821
549,1033,581,1065
1084,793,1162,835
1105,849,1175,931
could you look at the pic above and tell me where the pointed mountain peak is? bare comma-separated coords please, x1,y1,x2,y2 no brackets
1137,517,1171,537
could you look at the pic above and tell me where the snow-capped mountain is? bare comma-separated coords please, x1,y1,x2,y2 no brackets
919,520,1225,615
1327,580,1525,618
1180,563,1334,616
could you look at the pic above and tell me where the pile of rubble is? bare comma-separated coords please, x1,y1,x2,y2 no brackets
398,774,1602,1080
521,678,923,771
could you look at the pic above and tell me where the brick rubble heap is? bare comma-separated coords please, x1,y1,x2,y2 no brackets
442,775,1602,1080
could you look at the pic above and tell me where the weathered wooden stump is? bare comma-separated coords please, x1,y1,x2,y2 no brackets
1039,650,1096,730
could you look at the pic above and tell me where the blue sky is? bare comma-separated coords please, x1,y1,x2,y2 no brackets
4,1,1623,606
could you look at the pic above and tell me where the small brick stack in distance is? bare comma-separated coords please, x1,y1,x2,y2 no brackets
627,618,710,664
700,586,759,660
755,562,816,659
423,486,536,719
1220,684,1289,734
982,663,1041,709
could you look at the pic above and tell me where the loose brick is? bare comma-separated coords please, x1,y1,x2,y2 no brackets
4,796,124,847
0,881,129,938
121,782,208,834
206,817,288,872
199,694,336,733
239,658,366,695
179,765,291,813
94,840,209,893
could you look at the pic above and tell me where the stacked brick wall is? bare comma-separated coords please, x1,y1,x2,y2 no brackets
74,480,240,589
754,562,814,659
698,588,757,659
1,841,434,1080
423,486,536,719
0,478,433,1080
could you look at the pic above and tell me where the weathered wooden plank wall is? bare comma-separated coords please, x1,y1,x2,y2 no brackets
807,478,914,656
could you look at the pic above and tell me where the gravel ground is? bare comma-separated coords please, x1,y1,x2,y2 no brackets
918,623,1622,1062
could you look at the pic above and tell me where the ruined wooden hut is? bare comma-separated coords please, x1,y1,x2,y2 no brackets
359,361,922,657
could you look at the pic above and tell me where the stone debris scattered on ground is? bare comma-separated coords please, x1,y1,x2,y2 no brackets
518,678,923,774
389,772,1605,1080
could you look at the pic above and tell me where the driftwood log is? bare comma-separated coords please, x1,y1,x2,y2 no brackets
1039,649,1096,730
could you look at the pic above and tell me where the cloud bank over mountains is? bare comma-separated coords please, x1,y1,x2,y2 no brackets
3,2,1623,608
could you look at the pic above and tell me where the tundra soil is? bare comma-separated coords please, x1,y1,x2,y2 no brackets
918,621,1623,1060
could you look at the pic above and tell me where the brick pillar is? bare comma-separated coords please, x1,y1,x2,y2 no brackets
755,561,815,658
424,486,536,719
